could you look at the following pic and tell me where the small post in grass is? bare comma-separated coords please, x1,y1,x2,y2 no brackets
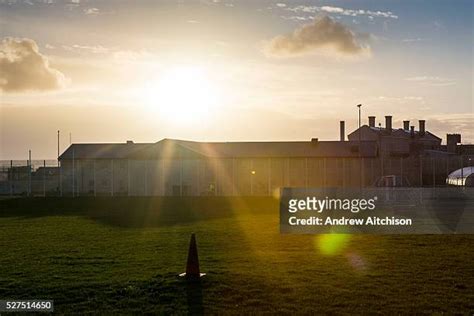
179,233,205,280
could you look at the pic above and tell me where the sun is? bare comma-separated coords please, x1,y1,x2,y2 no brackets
141,66,220,123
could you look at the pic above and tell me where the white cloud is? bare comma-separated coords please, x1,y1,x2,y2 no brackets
320,6,344,14
405,76,456,86
84,7,99,15
0,37,67,92
62,44,111,54
284,5,398,20
401,38,427,43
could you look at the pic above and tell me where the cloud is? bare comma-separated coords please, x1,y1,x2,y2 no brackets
405,76,456,86
0,37,67,92
426,113,474,143
401,38,427,43
84,7,99,15
263,16,370,58
62,44,111,54
320,6,344,14
282,5,398,20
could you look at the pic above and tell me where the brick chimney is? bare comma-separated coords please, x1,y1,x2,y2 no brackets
340,121,345,141
447,134,461,153
385,116,392,134
419,120,426,136
368,116,376,128
410,126,415,137
403,120,410,131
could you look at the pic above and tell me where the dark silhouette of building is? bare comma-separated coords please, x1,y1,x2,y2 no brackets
56,116,474,196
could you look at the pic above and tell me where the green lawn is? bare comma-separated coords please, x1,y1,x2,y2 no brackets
0,197,473,314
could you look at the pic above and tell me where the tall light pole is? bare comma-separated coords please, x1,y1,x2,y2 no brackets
356,104,362,188
357,104,362,130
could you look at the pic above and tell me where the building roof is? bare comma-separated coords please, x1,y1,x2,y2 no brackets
59,138,378,160
58,143,153,160
348,125,442,141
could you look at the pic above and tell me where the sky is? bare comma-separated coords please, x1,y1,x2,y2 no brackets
0,0,473,159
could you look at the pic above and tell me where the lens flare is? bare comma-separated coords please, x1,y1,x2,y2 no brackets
316,234,350,255
346,252,367,272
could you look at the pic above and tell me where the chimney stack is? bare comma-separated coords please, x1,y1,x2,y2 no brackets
403,120,410,131
368,116,376,128
419,120,426,136
385,116,392,133
340,121,345,141
447,134,461,153
410,126,415,137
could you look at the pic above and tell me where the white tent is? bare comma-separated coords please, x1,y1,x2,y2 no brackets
446,167,474,187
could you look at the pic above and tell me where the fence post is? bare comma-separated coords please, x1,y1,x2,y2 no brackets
432,157,435,187
27,158,31,197
94,159,97,197
43,160,46,197
304,157,308,189
400,157,403,182
144,160,148,196
380,155,384,179
342,158,346,188
197,159,201,196
161,159,165,196
214,159,218,196
446,157,449,184
10,160,13,196
72,148,75,197
180,156,183,197
111,159,114,197
59,160,62,197
419,155,423,187
268,158,272,196
370,158,374,186
127,159,130,196
250,159,253,196
28,151,32,197
231,158,235,196
323,158,326,187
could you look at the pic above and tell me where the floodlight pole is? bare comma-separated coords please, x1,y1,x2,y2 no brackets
357,104,362,188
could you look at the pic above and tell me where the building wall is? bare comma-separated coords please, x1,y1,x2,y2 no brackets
59,156,433,196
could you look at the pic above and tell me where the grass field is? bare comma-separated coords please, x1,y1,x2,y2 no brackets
0,197,473,314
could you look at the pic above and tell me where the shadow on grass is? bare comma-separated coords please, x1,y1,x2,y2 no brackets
0,196,278,228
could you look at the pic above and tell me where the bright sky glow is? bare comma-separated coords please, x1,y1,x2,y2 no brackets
0,0,472,159
140,66,220,124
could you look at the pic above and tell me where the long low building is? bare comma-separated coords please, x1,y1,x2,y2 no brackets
58,138,381,196
58,116,473,196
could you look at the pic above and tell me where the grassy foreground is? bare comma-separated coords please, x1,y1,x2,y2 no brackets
0,197,473,314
